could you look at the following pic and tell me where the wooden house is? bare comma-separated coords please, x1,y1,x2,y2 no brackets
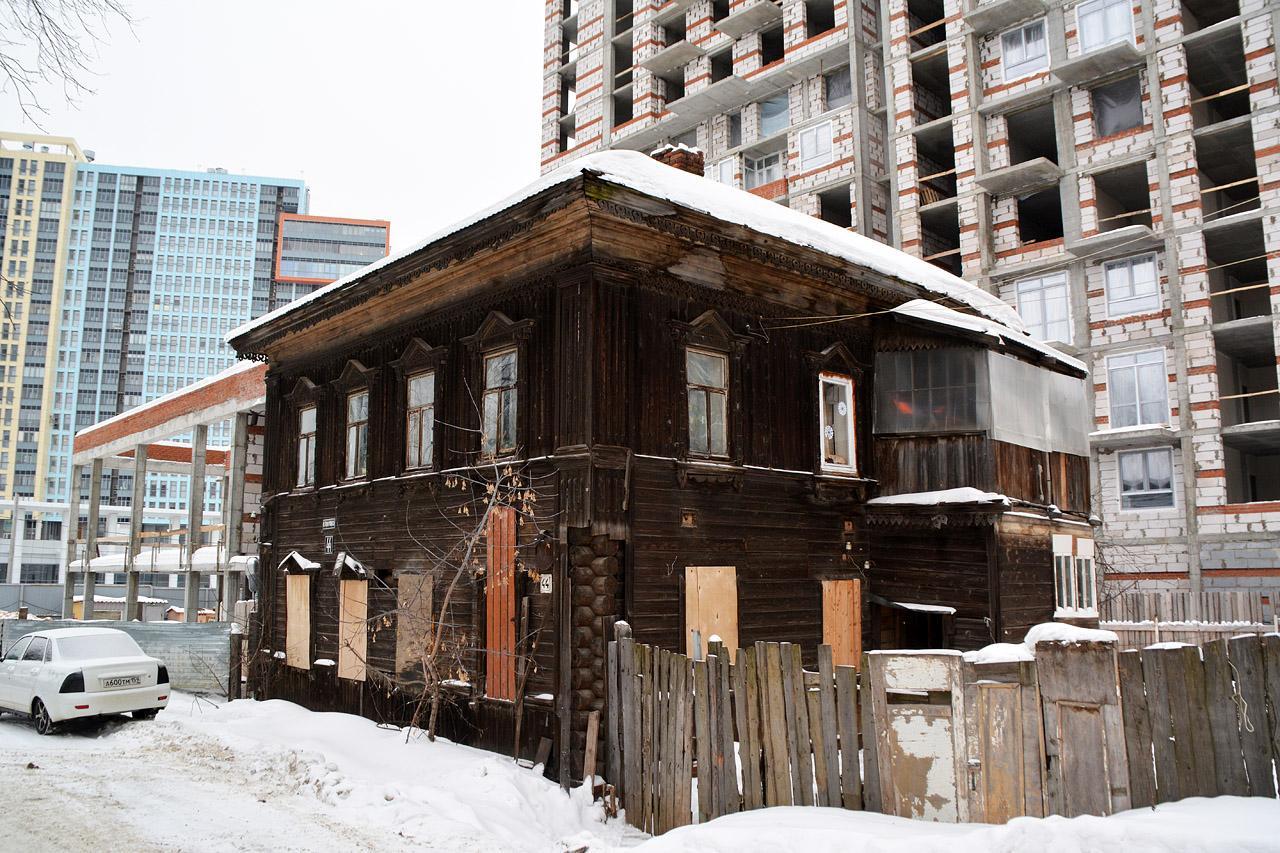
228,149,1093,780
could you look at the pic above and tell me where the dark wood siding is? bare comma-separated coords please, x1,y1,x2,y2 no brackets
995,515,1058,642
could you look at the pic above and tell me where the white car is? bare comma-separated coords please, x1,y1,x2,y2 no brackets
0,627,170,734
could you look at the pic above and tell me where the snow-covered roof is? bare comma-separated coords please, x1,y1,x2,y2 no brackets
867,487,1011,507
890,299,1085,373
229,151,1024,344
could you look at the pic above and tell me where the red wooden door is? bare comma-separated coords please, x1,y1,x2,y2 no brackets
485,506,517,700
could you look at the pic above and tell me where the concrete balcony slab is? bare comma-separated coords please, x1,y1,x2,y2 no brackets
715,1,784,39
1052,40,1144,85
976,157,1062,194
965,0,1048,36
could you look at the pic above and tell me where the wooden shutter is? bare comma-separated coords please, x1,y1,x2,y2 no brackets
485,506,518,700
822,578,862,668
684,566,739,660
285,574,311,670
338,579,368,682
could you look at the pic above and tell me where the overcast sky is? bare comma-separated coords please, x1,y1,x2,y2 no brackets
3,1,545,252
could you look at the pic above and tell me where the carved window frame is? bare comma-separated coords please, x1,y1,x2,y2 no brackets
806,342,866,478
671,310,750,464
391,338,449,473
462,312,534,462
331,359,379,482
284,377,324,491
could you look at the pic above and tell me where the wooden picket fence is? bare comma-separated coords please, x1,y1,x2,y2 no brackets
604,624,1280,833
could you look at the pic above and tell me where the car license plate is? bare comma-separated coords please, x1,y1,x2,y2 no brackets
102,675,140,689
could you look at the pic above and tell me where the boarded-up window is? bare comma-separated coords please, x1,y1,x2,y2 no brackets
485,506,517,700
285,574,311,669
822,578,862,668
338,579,368,682
395,572,434,677
685,566,739,660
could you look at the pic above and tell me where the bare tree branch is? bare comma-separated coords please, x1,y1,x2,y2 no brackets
0,0,133,126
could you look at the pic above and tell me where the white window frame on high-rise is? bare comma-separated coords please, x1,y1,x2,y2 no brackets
713,158,735,186
1107,348,1168,428
1077,0,1134,53
744,150,784,189
1118,447,1175,510
1104,253,1160,318
1014,271,1071,343
798,122,834,172
1001,19,1049,81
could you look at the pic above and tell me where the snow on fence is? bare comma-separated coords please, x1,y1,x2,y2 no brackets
604,624,1280,834
1099,589,1277,650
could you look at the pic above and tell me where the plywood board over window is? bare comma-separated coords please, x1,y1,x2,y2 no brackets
285,574,311,670
395,572,434,676
486,506,518,700
822,578,862,668
685,566,739,660
338,579,368,682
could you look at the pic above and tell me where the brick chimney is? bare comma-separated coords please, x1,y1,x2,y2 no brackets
650,143,705,177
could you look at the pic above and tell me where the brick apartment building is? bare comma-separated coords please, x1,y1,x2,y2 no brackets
540,0,1280,604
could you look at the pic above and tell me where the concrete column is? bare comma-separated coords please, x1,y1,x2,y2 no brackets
7,496,22,584
223,412,249,619
83,458,103,619
184,424,208,623
123,445,148,622
63,464,83,618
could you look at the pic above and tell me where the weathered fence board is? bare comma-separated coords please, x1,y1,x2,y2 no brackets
1202,640,1248,796
1228,635,1276,798
605,630,1278,836
1117,651,1157,808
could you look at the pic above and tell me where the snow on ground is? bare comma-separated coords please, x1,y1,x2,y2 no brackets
0,692,644,852
632,800,1280,853
3,691,1277,852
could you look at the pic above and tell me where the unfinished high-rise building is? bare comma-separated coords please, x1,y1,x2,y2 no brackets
541,0,1280,606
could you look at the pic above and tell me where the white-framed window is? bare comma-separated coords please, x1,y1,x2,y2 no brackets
1053,535,1097,616
482,348,518,458
345,390,369,480
1104,253,1159,317
1015,272,1071,342
686,347,728,458
1107,349,1167,428
713,158,735,186
296,405,316,488
1001,19,1049,81
744,150,784,189
1119,447,1174,509
1077,0,1133,53
406,370,435,469
759,94,790,137
819,372,856,472
798,122,834,172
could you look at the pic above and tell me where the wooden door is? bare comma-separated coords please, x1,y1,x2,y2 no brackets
285,574,311,670
685,566,738,660
963,661,1045,823
337,579,368,682
485,506,517,700
822,579,862,668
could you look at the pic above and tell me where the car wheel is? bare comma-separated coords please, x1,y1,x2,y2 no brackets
32,699,54,736
132,709,159,721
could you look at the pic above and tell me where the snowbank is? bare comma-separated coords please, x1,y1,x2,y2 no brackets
1024,622,1119,646
962,643,1034,664
630,798,1280,853
164,694,643,852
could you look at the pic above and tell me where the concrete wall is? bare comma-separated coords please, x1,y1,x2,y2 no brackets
0,618,231,695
